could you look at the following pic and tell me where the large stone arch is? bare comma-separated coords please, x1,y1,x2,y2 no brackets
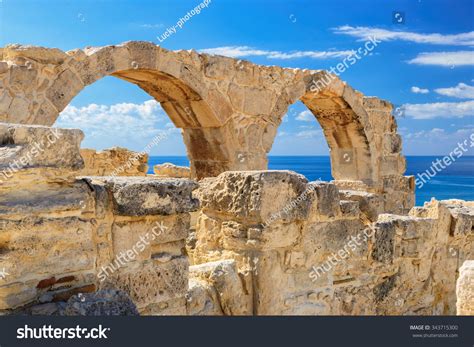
0,42,243,178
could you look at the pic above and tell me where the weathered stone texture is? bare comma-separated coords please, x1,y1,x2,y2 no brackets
192,171,473,315
62,289,139,316
0,124,198,315
153,162,191,178
79,147,148,176
456,260,474,315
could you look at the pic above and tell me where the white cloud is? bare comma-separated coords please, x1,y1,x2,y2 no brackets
402,126,474,155
407,51,474,67
435,83,474,99
405,128,445,140
411,86,429,94
333,26,474,46
199,46,355,59
401,100,474,119
295,110,314,121
55,100,178,150
296,130,323,138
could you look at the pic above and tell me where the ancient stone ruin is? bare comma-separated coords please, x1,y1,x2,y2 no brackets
0,42,472,315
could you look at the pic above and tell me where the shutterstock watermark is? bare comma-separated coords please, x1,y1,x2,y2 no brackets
157,0,212,43
17,325,109,339
308,36,381,95
0,128,61,183
415,132,474,189
309,225,376,282
97,221,168,282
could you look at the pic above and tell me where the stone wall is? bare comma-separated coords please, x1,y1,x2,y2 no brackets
0,123,198,314
192,171,473,315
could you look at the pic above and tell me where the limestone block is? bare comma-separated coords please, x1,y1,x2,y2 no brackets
0,123,84,171
111,214,190,260
196,170,311,223
242,87,275,116
0,181,95,216
0,217,96,286
2,44,67,65
86,177,199,216
9,64,38,94
153,162,191,178
190,259,251,315
100,257,188,311
0,281,37,310
456,260,474,315
303,219,369,265
79,147,148,176
186,278,224,315
122,41,158,71
371,220,396,264
221,220,301,251
383,133,402,154
339,190,383,221
340,200,360,218
46,68,84,111
307,181,341,219
203,55,235,80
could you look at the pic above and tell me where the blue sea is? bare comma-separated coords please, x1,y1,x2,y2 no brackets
148,156,474,206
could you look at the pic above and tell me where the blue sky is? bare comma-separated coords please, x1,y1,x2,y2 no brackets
1,0,473,155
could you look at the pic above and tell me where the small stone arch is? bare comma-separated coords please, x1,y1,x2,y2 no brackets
265,70,413,212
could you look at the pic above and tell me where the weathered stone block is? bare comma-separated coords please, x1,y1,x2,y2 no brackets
0,123,84,171
190,259,251,315
196,170,310,223
339,190,383,221
79,147,148,176
101,257,188,310
153,162,190,178
87,177,199,216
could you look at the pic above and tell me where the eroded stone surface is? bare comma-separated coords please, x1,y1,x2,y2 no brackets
456,260,474,315
79,147,148,176
0,129,196,315
63,289,139,316
153,162,191,178
84,176,200,216
192,171,473,315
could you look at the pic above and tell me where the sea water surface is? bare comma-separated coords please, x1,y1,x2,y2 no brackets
148,156,474,206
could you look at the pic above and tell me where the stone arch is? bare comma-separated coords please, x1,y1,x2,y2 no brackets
265,70,413,213
0,42,239,178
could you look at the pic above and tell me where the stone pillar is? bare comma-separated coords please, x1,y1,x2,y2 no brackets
90,176,199,315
